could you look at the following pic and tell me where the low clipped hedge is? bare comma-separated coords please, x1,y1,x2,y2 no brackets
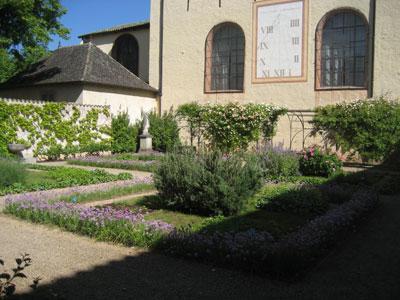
158,189,379,277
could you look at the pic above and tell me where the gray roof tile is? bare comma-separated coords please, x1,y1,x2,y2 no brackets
79,20,150,39
0,43,157,93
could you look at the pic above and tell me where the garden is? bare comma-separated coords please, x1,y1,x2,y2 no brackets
1,98,399,279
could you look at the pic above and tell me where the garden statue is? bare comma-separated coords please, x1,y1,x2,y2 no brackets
142,111,150,135
139,110,153,153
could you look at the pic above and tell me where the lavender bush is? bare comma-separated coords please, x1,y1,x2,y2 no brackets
158,189,379,277
5,194,172,247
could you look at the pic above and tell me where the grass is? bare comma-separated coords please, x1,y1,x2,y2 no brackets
112,184,310,238
58,183,156,204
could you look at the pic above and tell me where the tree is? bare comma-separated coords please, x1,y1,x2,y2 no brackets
0,0,69,82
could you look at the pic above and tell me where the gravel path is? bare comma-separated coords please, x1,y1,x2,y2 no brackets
1,196,399,299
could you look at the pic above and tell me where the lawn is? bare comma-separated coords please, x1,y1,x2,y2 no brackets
112,184,310,238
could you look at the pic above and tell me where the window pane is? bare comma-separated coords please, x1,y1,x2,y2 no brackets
111,35,139,76
208,23,245,91
320,11,368,88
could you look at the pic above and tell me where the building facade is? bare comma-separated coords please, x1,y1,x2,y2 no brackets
0,43,158,123
80,21,151,83
149,0,400,111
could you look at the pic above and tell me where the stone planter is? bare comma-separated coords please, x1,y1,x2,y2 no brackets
7,144,35,163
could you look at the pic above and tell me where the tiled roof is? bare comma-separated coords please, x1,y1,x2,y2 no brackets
79,20,150,39
0,43,157,93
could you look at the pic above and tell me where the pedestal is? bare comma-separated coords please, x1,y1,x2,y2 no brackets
139,134,153,153
22,149,36,163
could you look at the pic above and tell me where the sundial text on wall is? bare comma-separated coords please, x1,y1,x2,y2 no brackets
253,0,308,83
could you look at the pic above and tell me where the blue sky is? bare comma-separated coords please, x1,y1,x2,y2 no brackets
49,0,151,50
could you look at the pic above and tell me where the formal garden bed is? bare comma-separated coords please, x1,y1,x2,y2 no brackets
67,153,162,172
2,147,384,278
2,99,399,279
0,159,154,200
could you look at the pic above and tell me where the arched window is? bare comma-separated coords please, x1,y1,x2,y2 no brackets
205,23,245,92
111,34,139,76
316,9,368,89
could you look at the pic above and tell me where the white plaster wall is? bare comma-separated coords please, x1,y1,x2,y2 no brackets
0,98,111,159
373,0,400,98
0,84,84,102
85,28,150,82
81,84,157,123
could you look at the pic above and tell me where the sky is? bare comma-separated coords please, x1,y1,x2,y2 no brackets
49,0,151,50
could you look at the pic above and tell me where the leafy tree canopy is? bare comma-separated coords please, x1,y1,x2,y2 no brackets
0,0,69,82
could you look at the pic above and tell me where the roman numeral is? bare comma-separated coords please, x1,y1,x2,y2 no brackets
290,19,300,27
262,70,270,78
258,42,269,50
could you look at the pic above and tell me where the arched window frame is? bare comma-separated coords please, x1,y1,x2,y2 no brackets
315,8,369,90
204,22,246,93
111,34,140,76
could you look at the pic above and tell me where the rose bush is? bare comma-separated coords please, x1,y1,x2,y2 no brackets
299,147,342,177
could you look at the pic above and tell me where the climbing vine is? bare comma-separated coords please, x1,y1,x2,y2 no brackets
0,100,111,158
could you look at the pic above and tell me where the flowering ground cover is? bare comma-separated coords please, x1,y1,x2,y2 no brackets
68,156,159,172
4,197,174,247
2,177,154,204
0,166,133,196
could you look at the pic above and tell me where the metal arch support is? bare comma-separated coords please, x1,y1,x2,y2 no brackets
286,110,315,151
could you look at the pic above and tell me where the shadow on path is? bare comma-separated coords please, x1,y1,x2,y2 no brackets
9,194,400,300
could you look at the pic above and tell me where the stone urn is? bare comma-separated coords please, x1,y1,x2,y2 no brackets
8,143,35,163
7,144,27,156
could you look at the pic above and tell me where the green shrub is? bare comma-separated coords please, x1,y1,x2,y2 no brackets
154,149,264,216
40,142,112,160
257,184,329,216
201,103,286,152
299,147,342,177
312,97,400,161
0,158,27,188
148,111,180,152
259,149,300,180
111,112,139,153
